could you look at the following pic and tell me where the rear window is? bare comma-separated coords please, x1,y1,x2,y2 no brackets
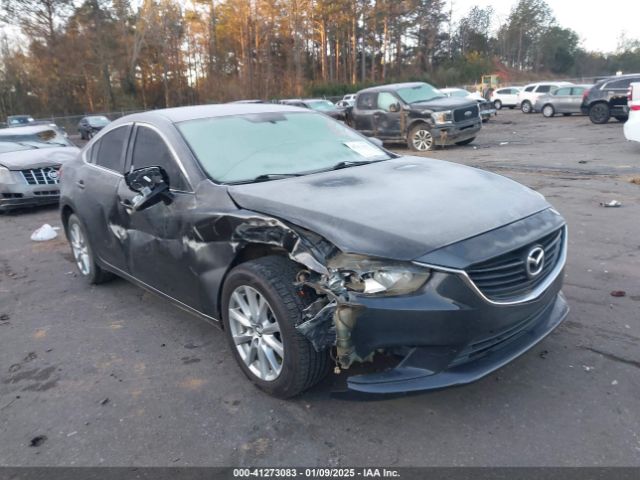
536,85,552,93
93,126,128,173
524,86,535,92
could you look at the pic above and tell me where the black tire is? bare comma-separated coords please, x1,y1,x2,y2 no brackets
221,256,331,398
493,100,502,110
455,137,475,146
589,103,610,124
614,115,628,122
66,214,114,284
407,124,435,151
563,113,571,117
509,106,515,109
521,101,532,113
542,104,555,118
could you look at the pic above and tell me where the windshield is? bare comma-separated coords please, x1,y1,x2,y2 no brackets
305,100,335,111
177,111,392,184
0,129,72,150
8,116,34,126
88,116,110,126
396,83,443,103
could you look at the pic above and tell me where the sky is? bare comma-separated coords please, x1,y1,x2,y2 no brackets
450,0,640,53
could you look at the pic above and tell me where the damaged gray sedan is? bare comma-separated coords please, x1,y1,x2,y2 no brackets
59,104,569,397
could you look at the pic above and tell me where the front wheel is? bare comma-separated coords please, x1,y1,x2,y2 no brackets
521,101,532,113
408,124,435,151
589,103,610,124
455,137,475,146
66,214,114,284
542,104,555,118
493,100,502,110
221,256,331,398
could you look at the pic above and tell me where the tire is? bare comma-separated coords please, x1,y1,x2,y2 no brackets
509,106,515,109
221,256,331,398
521,101,532,113
542,104,555,118
455,137,475,146
407,124,435,151
493,100,502,110
563,113,571,117
66,214,114,284
79,131,85,140
589,103,610,124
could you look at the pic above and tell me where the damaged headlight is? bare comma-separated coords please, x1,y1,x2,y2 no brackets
328,254,431,297
432,110,453,125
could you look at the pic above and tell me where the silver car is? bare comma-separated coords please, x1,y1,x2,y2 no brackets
0,125,79,212
535,85,592,117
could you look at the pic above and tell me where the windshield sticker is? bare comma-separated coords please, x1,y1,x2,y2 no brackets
343,141,384,158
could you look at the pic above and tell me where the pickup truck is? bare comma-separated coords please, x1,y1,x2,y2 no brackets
348,82,482,151
624,82,640,143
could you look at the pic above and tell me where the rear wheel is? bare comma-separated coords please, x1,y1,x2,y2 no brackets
521,101,532,113
493,100,502,110
408,124,435,151
66,214,114,284
455,137,475,146
589,103,610,124
221,256,331,398
542,104,555,118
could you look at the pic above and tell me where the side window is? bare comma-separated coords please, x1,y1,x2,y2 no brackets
555,87,571,95
536,85,552,93
605,78,631,89
524,86,535,92
357,92,377,110
377,92,399,111
93,126,128,173
131,126,189,192
571,87,585,96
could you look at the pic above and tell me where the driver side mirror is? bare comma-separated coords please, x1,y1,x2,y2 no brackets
124,166,173,211
388,103,401,113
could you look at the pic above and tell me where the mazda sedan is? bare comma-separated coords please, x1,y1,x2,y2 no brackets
59,104,569,398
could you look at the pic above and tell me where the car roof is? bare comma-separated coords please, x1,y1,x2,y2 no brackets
599,73,640,84
439,87,466,92
116,103,306,124
0,124,59,136
359,82,428,93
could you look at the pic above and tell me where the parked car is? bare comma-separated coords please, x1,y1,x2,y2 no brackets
349,82,481,151
581,74,640,124
518,82,573,113
0,125,79,212
624,82,640,142
336,94,356,108
440,87,497,122
77,115,111,140
279,98,346,120
59,104,568,397
489,87,522,109
7,115,35,127
534,85,592,117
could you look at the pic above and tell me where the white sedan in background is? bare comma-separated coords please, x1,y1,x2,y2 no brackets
624,82,640,143
489,87,522,109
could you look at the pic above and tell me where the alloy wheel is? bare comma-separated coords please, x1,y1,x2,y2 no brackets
70,223,91,276
228,285,284,381
412,129,433,151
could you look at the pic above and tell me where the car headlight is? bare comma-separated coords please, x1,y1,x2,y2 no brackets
328,254,431,297
432,110,453,125
0,166,15,184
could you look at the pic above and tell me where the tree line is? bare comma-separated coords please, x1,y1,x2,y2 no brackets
1,0,640,118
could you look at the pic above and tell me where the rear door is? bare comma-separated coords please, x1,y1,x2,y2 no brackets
75,124,132,272
552,87,573,112
569,87,587,112
113,123,201,308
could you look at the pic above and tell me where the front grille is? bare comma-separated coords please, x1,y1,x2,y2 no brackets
34,190,59,196
453,105,479,122
21,166,60,185
466,227,565,301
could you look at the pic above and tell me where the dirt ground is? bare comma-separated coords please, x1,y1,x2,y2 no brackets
1,109,639,467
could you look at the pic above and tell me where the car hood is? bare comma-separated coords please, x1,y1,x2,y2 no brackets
227,157,550,261
0,146,79,170
410,96,477,112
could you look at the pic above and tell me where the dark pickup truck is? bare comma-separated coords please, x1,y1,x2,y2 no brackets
347,82,482,151
581,73,640,124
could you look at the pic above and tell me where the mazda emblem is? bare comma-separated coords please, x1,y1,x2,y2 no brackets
525,246,545,278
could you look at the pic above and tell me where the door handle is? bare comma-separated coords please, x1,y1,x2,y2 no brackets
76,180,85,189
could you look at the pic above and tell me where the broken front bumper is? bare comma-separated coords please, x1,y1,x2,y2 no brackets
343,264,568,394
431,119,482,145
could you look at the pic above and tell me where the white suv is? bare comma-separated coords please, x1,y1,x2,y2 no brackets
624,82,640,143
518,82,573,113
489,87,522,109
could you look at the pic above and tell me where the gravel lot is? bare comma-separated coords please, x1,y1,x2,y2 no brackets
1,109,639,467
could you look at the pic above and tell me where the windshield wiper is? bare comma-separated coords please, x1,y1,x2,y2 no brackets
229,173,304,184
329,160,377,171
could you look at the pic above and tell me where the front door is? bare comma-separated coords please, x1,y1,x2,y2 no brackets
372,92,403,140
